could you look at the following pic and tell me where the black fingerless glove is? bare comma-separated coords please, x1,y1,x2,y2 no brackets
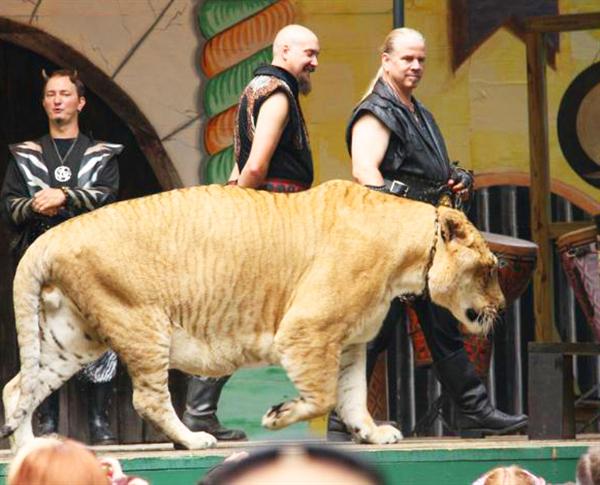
451,163,474,190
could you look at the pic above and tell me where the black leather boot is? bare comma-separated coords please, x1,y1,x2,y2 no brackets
182,376,247,441
434,348,528,437
327,411,351,441
37,391,59,436
88,381,117,445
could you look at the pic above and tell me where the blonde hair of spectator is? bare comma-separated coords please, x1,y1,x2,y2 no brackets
7,436,109,485
472,465,547,485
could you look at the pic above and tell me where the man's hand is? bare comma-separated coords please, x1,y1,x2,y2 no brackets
31,188,66,216
447,167,473,201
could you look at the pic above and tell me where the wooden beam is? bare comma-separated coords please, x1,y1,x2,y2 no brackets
529,342,600,355
519,12,600,33
525,32,555,343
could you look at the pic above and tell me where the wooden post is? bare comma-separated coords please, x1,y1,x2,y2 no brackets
528,347,575,439
525,32,555,342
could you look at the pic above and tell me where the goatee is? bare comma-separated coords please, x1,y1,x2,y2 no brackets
299,77,312,95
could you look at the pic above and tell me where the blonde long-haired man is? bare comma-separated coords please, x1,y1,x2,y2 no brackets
328,28,528,439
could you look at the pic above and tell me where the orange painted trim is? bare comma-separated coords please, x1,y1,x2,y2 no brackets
204,105,237,155
200,0,295,77
475,171,600,215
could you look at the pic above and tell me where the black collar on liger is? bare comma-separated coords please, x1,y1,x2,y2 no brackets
397,208,439,304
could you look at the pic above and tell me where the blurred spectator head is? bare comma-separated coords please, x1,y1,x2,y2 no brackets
7,436,108,485
199,445,384,484
577,446,600,485
472,465,546,485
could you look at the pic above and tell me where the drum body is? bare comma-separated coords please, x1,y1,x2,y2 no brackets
557,225,600,341
407,305,492,377
481,232,538,305
408,232,537,376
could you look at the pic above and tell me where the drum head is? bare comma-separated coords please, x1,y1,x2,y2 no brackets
557,225,597,251
481,232,538,258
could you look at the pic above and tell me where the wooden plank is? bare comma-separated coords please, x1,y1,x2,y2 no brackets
529,342,600,355
520,12,600,33
525,32,556,342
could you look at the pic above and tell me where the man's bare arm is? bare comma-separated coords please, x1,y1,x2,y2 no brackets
350,114,391,186
237,91,289,188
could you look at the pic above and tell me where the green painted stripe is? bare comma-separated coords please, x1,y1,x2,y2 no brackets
203,47,272,117
198,0,276,39
204,146,234,185
2,445,585,485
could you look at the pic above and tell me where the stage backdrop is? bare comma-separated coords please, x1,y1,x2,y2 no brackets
0,0,597,207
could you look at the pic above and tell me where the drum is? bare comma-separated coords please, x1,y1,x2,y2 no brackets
407,305,492,377
557,225,600,341
481,232,538,306
408,232,538,376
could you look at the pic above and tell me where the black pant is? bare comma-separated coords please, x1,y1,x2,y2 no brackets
367,297,463,375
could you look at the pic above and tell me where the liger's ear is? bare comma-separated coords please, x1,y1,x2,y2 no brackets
440,209,467,243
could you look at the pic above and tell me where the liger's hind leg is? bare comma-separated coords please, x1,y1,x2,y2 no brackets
111,313,216,450
2,374,34,449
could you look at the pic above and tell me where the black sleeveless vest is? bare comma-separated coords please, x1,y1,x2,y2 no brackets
234,65,313,185
346,79,451,184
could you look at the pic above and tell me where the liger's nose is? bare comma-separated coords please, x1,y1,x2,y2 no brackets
466,308,478,322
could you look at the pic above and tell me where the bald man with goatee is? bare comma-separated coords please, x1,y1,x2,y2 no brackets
228,24,319,191
181,25,320,442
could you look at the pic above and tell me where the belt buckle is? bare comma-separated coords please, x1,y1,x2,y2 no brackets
390,180,408,196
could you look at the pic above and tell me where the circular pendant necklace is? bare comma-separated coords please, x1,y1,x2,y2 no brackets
52,135,78,183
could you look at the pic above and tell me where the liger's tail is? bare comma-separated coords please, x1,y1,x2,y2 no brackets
0,239,50,439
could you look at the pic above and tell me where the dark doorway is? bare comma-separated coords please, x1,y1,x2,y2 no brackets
0,41,182,448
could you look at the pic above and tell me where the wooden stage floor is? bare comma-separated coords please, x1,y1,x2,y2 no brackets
2,434,600,484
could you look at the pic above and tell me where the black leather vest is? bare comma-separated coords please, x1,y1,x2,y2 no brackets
234,65,313,185
346,79,452,184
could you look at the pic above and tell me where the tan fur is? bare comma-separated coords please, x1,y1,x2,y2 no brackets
1,180,503,449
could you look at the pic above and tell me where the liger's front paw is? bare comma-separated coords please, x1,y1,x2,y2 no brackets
180,431,217,450
354,424,403,444
262,401,294,429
